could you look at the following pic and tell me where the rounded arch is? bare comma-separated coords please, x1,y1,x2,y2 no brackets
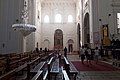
77,23,81,48
84,13,90,45
44,15,49,23
67,39,74,44
54,29,63,50
43,39,50,50
67,39,74,52
68,15,73,22
55,14,62,23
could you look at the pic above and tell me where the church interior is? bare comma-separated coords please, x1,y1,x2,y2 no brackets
0,0,120,80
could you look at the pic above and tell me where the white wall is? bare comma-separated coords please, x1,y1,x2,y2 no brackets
0,0,24,54
41,0,78,51
81,0,117,48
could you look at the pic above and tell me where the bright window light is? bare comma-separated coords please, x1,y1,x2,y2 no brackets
55,14,62,23
68,15,73,22
44,15,49,23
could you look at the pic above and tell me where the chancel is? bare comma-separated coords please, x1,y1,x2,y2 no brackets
0,0,120,80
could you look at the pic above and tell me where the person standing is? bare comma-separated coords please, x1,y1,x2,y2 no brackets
87,47,92,64
94,47,99,64
64,47,67,57
80,46,85,64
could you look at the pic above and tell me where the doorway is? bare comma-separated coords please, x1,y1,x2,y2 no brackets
54,29,63,50
68,44,73,52
68,39,74,52
84,13,90,45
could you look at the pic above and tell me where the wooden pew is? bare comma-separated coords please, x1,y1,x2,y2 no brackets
43,71,48,80
9,56,29,70
16,63,28,80
40,52,54,61
31,71,43,80
61,66,70,80
27,57,46,80
63,56,78,80
62,70,70,80
0,69,16,80
0,57,6,75
46,57,59,80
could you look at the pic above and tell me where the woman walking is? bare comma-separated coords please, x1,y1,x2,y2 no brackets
94,47,99,64
80,46,85,64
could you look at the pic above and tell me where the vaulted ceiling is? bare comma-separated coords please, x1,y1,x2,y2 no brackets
41,0,77,3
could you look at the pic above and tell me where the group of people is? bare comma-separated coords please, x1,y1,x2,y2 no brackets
80,46,100,64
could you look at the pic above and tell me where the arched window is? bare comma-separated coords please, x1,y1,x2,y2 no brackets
55,14,62,23
44,15,49,23
68,15,73,22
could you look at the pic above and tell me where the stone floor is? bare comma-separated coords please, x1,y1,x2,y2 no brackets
66,53,120,80
16,52,120,80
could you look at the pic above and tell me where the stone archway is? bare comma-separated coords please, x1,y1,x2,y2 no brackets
43,39,50,49
84,13,90,45
77,23,81,48
68,39,74,52
54,29,63,50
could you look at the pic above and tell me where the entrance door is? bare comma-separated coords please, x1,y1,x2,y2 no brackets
54,29,63,50
68,44,73,52
84,13,90,45
68,39,74,52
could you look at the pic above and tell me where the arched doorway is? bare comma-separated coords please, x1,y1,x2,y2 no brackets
43,39,50,49
68,39,74,52
54,29,63,50
77,23,81,48
84,13,90,45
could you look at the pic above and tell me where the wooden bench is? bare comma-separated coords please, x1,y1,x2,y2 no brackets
16,63,28,80
62,70,70,80
9,56,29,70
43,70,48,80
61,66,70,80
27,57,46,80
63,56,78,80
0,62,28,80
41,52,54,61
31,71,43,80
44,56,59,80
0,58,6,75
0,69,16,80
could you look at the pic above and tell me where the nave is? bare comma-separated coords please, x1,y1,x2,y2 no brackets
0,51,120,80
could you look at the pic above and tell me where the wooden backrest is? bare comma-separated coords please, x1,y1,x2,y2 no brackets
62,70,70,80
29,57,40,68
27,57,41,80
48,57,54,72
31,71,43,80
9,56,29,70
0,69,16,80
63,56,70,72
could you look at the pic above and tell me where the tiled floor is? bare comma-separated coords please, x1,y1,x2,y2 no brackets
67,53,120,80
77,71,120,80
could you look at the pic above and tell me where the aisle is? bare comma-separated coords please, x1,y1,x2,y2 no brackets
66,53,120,80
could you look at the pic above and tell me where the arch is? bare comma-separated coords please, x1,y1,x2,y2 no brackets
67,39,74,44
84,13,90,45
44,15,49,23
68,15,73,22
67,39,74,52
55,14,62,23
43,39,50,49
77,23,81,48
54,29,63,50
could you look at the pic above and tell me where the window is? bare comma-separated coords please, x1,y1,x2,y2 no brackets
55,14,62,23
68,15,73,22
117,13,120,33
44,15,49,23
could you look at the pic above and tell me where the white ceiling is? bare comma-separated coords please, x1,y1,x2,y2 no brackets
41,0,77,3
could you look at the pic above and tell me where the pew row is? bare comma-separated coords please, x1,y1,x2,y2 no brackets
63,56,78,80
